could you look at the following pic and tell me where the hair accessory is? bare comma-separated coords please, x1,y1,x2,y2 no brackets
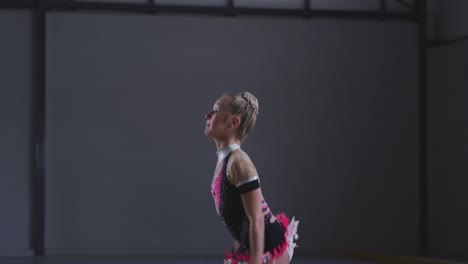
241,92,258,115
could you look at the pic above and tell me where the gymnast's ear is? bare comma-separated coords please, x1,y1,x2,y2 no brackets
230,115,241,129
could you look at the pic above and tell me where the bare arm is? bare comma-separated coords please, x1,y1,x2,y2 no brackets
241,188,265,264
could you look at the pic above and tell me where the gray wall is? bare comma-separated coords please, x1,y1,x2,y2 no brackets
0,10,33,257
436,0,468,39
428,39,468,260
427,1,468,259
45,13,419,256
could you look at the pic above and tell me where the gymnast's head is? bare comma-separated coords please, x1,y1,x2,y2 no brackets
205,91,259,144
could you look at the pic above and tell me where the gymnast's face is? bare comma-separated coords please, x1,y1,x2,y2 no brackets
205,96,231,140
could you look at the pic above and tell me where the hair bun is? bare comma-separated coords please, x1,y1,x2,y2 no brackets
241,91,259,115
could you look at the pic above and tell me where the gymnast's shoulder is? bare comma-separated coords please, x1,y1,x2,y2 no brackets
227,149,259,186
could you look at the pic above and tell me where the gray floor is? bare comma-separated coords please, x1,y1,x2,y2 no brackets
0,257,379,264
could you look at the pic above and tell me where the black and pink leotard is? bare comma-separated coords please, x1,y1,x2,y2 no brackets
210,145,299,264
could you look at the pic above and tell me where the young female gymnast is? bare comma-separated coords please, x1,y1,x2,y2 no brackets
205,92,299,264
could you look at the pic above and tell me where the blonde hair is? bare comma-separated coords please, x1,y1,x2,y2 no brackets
223,91,259,142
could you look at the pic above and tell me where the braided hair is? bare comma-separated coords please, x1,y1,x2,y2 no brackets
223,91,259,142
